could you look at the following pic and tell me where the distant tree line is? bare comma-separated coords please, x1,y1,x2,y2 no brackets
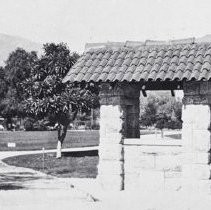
140,93,182,131
0,43,183,155
0,43,99,158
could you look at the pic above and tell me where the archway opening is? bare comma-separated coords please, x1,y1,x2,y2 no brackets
139,89,184,142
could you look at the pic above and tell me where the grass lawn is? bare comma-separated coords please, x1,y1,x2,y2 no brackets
165,134,182,139
3,150,99,178
0,129,161,151
0,129,181,151
1,130,181,179
0,130,99,151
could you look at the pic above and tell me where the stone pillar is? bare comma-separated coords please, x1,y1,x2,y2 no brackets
182,81,211,193
97,83,140,190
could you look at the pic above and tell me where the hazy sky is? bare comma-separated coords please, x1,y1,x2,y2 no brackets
1,0,211,52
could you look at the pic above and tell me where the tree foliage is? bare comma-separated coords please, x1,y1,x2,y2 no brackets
23,43,97,119
140,93,182,130
0,67,6,99
139,96,158,127
22,43,99,157
0,48,38,129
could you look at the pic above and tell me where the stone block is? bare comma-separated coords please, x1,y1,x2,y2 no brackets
100,131,123,142
124,145,140,158
100,105,120,117
100,105,123,135
192,131,211,152
192,164,211,180
98,144,124,160
138,170,165,191
124,159,155,174
126,128,140,138
124,163,138,174
181,152,210,165
125,153,156,170
192,120,210,130
182,164,194,179
98,160,124,175
182,123,193,138
99,136,123,145
122,84,140,98
124,173,140,190
183,95,209,105
195,152,210,164
126,105,140,114
182,105,210,128
207,81,211,94
181,152,195,165
127,115,139,128
97,174,124,191
100,121,122,135
100,95,121,105
155,154,181,170
125,149,142,161
197,180,211,194
164,170,182,179
200,81,209,94
181,177,198,192
182,124,194,150
164,178,182,191
184,81,200,96
182,177,211,193
183,164,211,180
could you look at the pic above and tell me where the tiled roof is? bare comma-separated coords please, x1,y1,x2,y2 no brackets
63,41,211,83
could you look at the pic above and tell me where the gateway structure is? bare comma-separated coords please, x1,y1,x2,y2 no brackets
63,38,211,192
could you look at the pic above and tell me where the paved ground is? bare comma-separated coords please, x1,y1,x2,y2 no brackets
1,139,211,210
0,147,101,210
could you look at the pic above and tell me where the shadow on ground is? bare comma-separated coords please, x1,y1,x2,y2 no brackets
0,171,46,191
0,183,25,190
62,150,98,157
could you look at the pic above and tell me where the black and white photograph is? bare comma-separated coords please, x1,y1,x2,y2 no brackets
0,0,211,209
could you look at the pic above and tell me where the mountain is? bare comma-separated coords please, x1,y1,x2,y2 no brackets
0,33,42,66
196,34,211,43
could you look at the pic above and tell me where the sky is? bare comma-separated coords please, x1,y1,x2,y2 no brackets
1,0,211,53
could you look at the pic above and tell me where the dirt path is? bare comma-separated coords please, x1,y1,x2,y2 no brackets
0,146,98,190
0,159,48,190
0,150,100,210
1,144,211,210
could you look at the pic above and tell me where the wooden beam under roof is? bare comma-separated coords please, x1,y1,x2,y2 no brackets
139,81,183,91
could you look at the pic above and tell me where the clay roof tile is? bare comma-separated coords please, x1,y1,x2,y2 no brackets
63,42,211,83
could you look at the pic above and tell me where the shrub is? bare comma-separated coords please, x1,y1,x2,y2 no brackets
91,124,100,130
166,120,182,130
24,118,48,131
24,118,35,131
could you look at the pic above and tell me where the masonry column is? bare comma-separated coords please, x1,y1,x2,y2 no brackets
182,81,211,193
97,82,140,190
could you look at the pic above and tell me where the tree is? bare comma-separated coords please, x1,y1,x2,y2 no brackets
140,95,158,127
0,48,37,129
23,43,99,158
0,67,6,99
155,111,169,138
0,67,6,123
140,92,182,134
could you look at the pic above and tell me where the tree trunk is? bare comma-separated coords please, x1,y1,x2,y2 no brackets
161,129,164,138
56,110,78,158
56,124,68,158
56,140,62,158
6,117,12,131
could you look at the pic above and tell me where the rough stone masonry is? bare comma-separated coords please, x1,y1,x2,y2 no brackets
62,40,211,193
97,81,211,193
